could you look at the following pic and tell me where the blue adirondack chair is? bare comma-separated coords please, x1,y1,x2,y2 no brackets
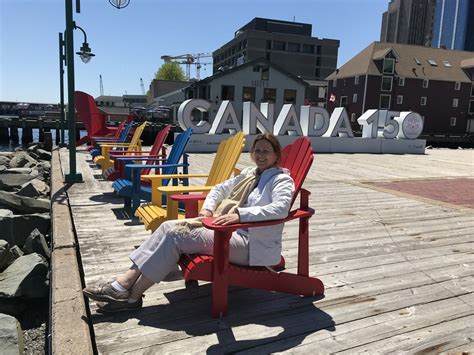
89,121,134,158
112,128,193,213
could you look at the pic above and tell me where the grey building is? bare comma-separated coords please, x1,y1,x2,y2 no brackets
212,17,339,81
185,58,308,125
380,0,436,46
432,0,474,51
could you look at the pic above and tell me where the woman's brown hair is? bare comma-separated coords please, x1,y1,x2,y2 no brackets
250,133,282,164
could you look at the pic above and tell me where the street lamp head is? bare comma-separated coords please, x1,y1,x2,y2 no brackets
108,0,130,9
76,41,95,63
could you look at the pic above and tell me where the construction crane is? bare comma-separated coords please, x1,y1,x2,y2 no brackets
140,78,145,95
161,53,212,80
99,74,104,96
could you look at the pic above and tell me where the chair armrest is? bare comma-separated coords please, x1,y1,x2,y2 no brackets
202,209,314,232
110,150,157,156
141,173,208,181
99,142,135,147
170,193,207,202
117,157,167,162
158,185,213,194
170,193,208,218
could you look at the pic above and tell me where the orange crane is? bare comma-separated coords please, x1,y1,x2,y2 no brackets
161,53,212,80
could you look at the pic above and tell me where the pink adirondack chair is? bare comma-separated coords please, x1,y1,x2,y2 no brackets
75,91,132,146
177,137,324,318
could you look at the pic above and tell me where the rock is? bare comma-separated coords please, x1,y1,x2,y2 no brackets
36,149,51,161
0,156,10,166
16,178,50,199
0,191,49,214
0,253,48,299
0,166,6,173
23,230,50,260
0,240,14,272
0,210,50,248
9,152,36,169
15,183,40,198
0,313,24,355
0,174,36,191
37,161,51,172
0,152,14,158
4,168,32,175
9,246,23,259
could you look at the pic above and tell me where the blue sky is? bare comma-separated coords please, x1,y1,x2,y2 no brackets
0,0,387,104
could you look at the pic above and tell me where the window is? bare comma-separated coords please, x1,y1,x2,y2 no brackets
221,85,234,100
265,52,271,60
399,77,405,86
302,44,314,53
287,42,300,52
283,89,297,104
379,94,391,109
469,100,474,114
453,98,458,107
273,41,286,51
353,93,358,103
261,66,269,80
340,96,347,107
427,59,438,66
397,95,403,105
242,87,256,102
351,113,356,122
354,76,359,85
266,40,272,50
383,58,395,74
263,88,276,103
421,96,427,106
253,65,260,72
450,117,457,126
455,81,461,90
471,84,474,97
422,79,429,88
414,57,421,65
381,76,393,91
333,79,337,87
443,60,452,67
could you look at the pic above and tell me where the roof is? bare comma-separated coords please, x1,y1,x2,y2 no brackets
326,42,474,82
194,58,309,87
94,95,123,102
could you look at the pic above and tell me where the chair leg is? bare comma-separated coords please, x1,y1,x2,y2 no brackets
211,230,231,318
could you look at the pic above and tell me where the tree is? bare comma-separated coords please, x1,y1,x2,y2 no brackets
154,62,186,81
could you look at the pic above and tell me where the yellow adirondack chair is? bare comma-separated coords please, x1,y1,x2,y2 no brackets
135,132,245,232
93,121,147,173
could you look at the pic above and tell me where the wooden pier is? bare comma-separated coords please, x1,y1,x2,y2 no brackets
53,146,474,353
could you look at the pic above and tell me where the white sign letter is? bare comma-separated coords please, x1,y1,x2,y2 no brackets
209,100,241,134
242,102,274,134
177,99,211,134
323,107,354,138
395,112,424,139
300,106,330,137
273,104,303,136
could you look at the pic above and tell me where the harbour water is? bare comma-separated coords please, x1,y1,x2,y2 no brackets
0,128,85,151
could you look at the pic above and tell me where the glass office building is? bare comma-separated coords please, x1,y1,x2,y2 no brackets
432,0,474,51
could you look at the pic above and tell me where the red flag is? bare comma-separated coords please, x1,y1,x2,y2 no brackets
329,94,336,102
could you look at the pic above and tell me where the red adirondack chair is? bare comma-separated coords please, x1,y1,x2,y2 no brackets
75,91,132,146
86,119,128,151
177,137,324,318
104,124,172,182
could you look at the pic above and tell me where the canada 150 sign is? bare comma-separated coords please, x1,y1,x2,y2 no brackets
177,99,424,139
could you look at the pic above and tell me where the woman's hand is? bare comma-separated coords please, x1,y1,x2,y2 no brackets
213,213,240,225
198,209,213,217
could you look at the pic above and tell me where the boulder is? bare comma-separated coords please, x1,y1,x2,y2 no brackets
8,152,34,168
36,149,51,161
0,191,49,214
0,253,48,299
0,152,14,158
0,174,36,191
0,166,6,173
15,183,40,198
16,178,49,198
0,156,10,166
23,229,50,260
9,246,23,259
0,210,50,248
0,313,24,355
0,240,14,272
4,168,32,175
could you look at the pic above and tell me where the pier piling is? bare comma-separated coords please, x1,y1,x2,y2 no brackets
10,127,19,142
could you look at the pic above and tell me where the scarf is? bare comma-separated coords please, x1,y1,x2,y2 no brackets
170,167,260,234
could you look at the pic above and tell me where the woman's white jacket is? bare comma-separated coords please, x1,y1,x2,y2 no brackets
202,166,295,266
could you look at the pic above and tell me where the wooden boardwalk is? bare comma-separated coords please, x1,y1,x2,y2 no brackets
59,147,474,354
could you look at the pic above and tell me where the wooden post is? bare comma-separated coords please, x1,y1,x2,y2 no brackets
44,131,53,151
0,127,9,141
22,127,33,145
10,127,19,143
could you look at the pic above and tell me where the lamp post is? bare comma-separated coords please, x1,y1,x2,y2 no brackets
62,0,128,183
58,32,66,147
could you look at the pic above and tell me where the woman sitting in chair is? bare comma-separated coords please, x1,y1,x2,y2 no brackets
83,133,294,312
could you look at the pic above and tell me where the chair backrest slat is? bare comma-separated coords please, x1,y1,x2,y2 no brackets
74,91,107,136
158,128,193,185
279,138,313,207
140,124,172,176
